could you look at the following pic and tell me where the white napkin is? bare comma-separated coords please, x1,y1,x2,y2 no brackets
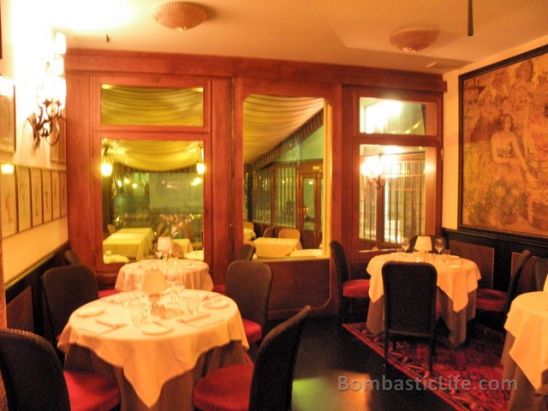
178,311,210,323
79,318,125,334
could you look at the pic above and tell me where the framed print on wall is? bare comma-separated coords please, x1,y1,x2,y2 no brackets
0,75,16,153
42,169,53,223
52,170,60,219
16,166,32,232
30,168,43,227
0,170,18,237
459,45,547,239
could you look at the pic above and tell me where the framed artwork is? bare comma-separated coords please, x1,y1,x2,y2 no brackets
42,169,53,222
0,75,16,153
60,171,67,217
0,171,17,237
459,45,547,238
30,168,43,227
16,166,31,231
52,170,60,219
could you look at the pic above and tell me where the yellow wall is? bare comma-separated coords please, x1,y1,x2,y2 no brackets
0,0,68,284
442,35,548,230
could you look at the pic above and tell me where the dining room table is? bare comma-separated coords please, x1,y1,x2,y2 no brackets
501,291,548,411
58,290,249,411
365,252,481,346
103,227,155,261
253,237,303,258
115,258,213,292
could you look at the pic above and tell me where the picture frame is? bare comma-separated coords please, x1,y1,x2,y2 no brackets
0,170,18,237
0,75,16,153
459,45,547,238
51,170,60,219
16,166,32,232
42,169,53,223
30,168,43,227
59,171,67,217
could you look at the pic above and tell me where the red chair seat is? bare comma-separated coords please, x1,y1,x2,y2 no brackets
476,288,506,313
342,279,370,299
64,370,120,411
98,288,119,298
212,284,226,294
193,363,253,411
243,318,263,344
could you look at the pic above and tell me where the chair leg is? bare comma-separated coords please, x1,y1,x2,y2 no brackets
339,298,348,326
429,337,435,374
384,333,389,370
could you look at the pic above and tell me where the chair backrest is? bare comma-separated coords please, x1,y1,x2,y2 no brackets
249,305,311,411
42,265,100,339
243,221,254,230
278,228,301,240
0,328,71,411
329,240,350,284
225,260,272,326
64,249,82,265
234,244,256,261
503,249,531,313
382,262,437,337
534,257,548,292
262,226,276,238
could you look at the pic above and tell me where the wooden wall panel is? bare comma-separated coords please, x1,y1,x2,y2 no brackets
6,287,34,332
449,239,494,288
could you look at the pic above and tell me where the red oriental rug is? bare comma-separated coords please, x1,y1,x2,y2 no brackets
342,323,511,411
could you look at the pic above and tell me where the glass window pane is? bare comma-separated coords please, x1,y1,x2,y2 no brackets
303,178,315,231
101,84,204,126
359,97,434,135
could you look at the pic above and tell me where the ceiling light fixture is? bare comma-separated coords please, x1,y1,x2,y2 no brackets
389,27,440,53
151,1,208,31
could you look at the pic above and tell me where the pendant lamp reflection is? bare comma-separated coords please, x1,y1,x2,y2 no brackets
196,145,206,175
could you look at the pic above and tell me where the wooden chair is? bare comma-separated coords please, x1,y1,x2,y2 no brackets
277,227,301,240
64,248,118,298
262,226,276,238
329,240,370,325
243,221,254,230
534,257,548,291
0,327,120,411
225,260,272,344
382,261,438,373
192,306,311,411
212,245,256,294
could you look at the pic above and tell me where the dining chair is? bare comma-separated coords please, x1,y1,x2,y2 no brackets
262,226,276,238
225,260,273,344
212,244,257,294
534,257,548,291
329,240,370,325
42,265,100,343
382,261,438,373
192,305,311,411
278,227,301,240
0,327,120,411
243,221,254,230
64,248,118,298
476,249,531,315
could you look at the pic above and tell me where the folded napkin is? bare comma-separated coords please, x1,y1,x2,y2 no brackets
141,322,172,336
178,311,211,323
78,318,126,335
76,306,106,318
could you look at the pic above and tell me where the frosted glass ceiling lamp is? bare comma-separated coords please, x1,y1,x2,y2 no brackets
389,27,439,53
151,1,208,31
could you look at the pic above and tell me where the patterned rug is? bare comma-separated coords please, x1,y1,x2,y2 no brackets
342,323,511,411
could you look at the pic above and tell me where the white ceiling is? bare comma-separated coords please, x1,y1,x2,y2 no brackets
52,0,548,74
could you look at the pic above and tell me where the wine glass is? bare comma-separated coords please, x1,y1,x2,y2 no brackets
434,237,445,254
401,238,410,253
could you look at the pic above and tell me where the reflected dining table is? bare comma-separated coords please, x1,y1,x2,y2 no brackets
115,259,213,292
58,290,249,411
502,291,548,411
103,228,155,261
365,252,481,346
253,237,302,258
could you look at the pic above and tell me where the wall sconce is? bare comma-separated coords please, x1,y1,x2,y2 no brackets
28,32,67,149
101,145,113,177
360,155,386,186
196,145,206,175
0,163,15,175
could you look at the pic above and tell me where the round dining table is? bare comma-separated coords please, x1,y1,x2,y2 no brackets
58,290,249,411
366,252,481,346
115,258,213,292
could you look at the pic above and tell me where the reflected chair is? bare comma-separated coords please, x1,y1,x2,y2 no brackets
534,257,548,291
329,240,370,325
382,262,438,373
212,245,256,294
262,226,276,238
243,221,254,230
64,248,118,298
42,265,100,342
278,227,301,240
476,249,531,316
0,327,120,411
225,260,272,344
193,305,311,411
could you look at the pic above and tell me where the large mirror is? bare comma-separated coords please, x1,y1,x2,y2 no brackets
243,94,326,259
100,138,205,264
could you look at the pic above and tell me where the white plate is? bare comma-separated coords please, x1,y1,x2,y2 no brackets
141,323,172,335
76,306,106,318
204,299,229,309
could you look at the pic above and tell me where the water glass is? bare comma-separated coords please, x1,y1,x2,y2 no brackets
126,298,146,326
186,294,200,315
434,237,445,254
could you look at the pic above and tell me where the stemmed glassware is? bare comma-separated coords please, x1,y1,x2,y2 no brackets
434,237,445,254
401,238,410,253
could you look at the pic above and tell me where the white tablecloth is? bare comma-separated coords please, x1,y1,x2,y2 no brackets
103,228,154,260
504,291,548,391
243,228,256,243
115,259,212,292
253,237,302,258
367,252,481,312
58,291,248,408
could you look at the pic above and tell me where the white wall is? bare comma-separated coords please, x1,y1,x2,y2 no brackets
442,35,548,230
0,0,68,284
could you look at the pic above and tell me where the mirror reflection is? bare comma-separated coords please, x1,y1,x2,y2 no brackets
243,94,325,258
101,138,204,264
